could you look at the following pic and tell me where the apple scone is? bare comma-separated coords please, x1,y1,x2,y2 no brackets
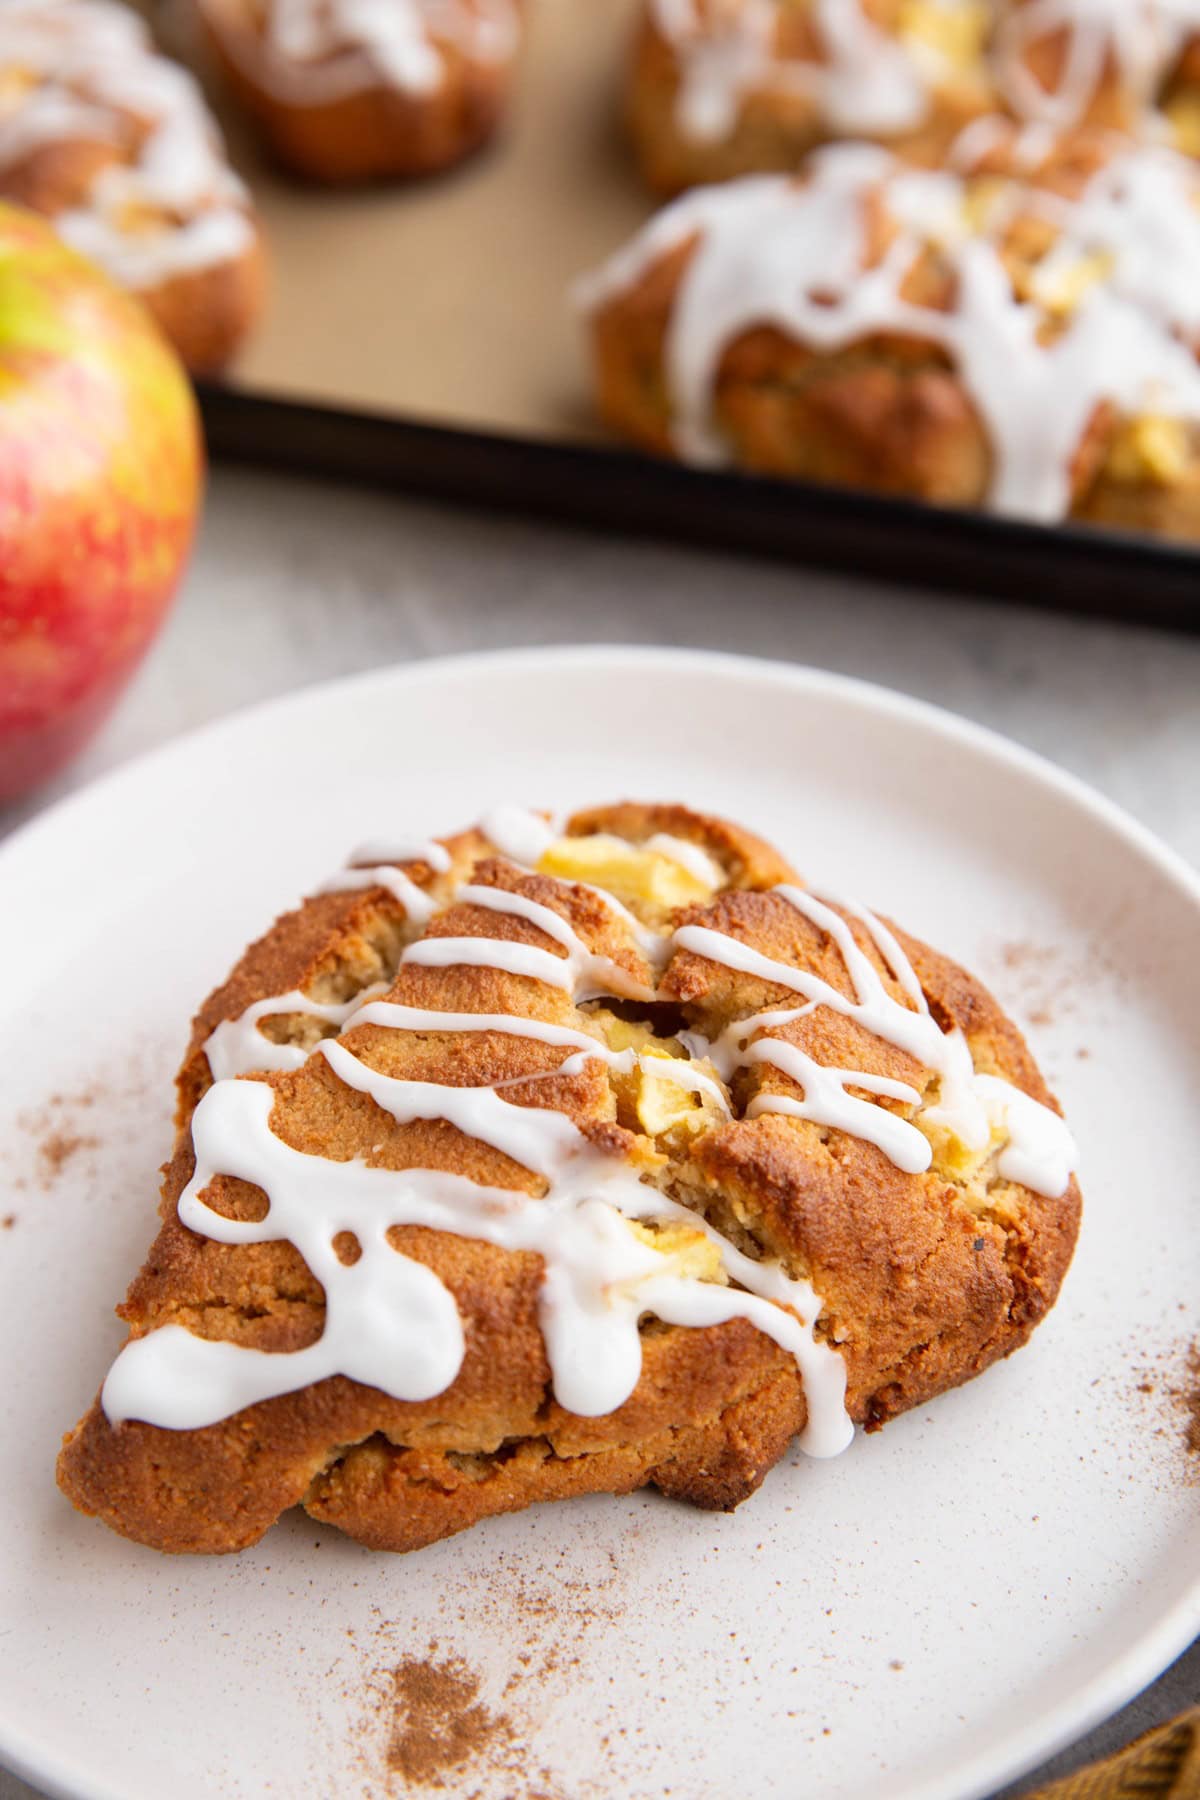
191,0,525,182
629,0,1200,193
578,132,1200,532
0,0,264,374
57,801,1080,1556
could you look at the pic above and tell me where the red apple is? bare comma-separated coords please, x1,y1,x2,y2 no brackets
0,204,203,805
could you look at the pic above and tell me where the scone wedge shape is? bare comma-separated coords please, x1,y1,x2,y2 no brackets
58,803,1081,1555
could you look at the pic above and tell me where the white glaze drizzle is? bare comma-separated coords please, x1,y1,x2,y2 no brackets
992,0,1200,134
201,818,729,1138
205,987,733,1118
196,0,520,105
337,999,616,1055
649,0,931,146
0,0,253,289
446,881,658,1002
347,998,731,1112
675,883,1077,1196
203,839,449,1081
578,140,1200,521
107,812,855,1447
478,805,676,966
580,884,673,968
649,0,1200,147
317,833,457,923
972,1073,1077,1194
401,933,581,989
643,831,726,887
203,866,1072,1192
742,1039,929,1171
347,836,453,873
319,863,440,924
103,1031,843,1446
203,985,388,1081
481,802,559,865
108,807,1075,1467
947,110,1058,174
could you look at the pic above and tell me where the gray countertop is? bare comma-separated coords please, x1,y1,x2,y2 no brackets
3,465,1197,1800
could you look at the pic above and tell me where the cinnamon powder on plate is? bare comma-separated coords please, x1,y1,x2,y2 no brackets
387,1653,512,1786
1174,1343,1200,1458
15,1085,104,1189
36,1127,99,1183
1134,1336,1200,1476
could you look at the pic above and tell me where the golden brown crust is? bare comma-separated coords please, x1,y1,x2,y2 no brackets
138,226,268,377
593,305,1166,525
195,1,524,182
306,1356,805,1551
57,801,1081,1555
590,235,998,506
588,138,1200,530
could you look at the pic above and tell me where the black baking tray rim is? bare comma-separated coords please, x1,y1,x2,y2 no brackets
197,382,1200,631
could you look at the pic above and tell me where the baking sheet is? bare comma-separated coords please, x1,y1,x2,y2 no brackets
173,0,1200,628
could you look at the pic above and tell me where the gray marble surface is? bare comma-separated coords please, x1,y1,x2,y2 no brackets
2,466,1197,1800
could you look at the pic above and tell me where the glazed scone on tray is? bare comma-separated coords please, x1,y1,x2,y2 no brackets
192,0,525,182
579,133,1200,533
57,801,1080,1556
0,0,264,374
628,0,1200,193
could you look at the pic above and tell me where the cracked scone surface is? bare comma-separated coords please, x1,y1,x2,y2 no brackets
57,802,1080,1555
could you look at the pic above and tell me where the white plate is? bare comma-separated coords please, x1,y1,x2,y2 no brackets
1,647,1198,1800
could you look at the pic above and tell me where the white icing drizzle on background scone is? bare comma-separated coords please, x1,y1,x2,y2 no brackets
0,0,253,289
100,806,1074,1458
196,0,520,103
578,140,1200,520
992,0,1200,133
650,0,930,144
649,0,1200,147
